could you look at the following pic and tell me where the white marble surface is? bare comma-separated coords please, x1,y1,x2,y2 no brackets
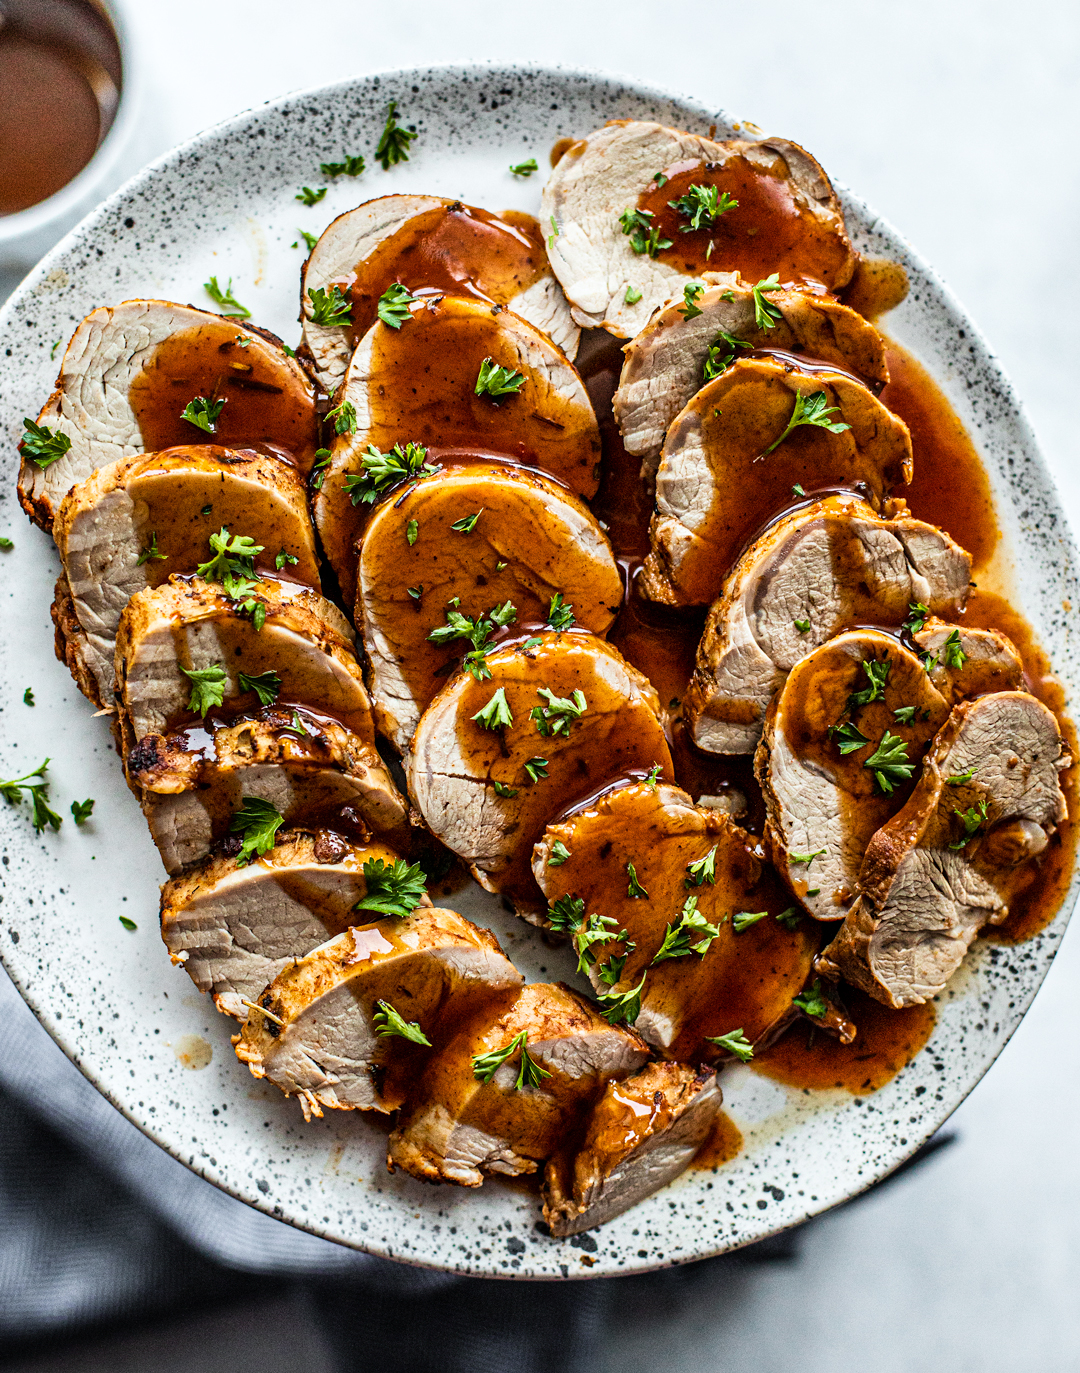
10,0,1080,1364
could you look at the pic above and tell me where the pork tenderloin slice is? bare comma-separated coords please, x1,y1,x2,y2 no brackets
160,829,409,1017
387,982,649,1187
358,461,621,750
19,300,320,531
234,909,522,1119
300,195,578,391
541,120,854,338
52,446,319,707
313,295,601,603
136,710,408,875
115,575,367,745
543,1063,721,1236
756,629,951,920
685,496,971,755
407,631,672,918
914,620,1023,702
819,691,1070,1007
642,356,913,607
615,281,888,480
533,781,816,1060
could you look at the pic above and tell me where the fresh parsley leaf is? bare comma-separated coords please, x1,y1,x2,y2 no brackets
307,284,352,327
492,780,518,798
685,844,718,888
372,999,431,1046
471,1030,550,1089
310,448,331,491
524,756,548,783
942,628,967,669
343,441,434,506
321,154,365,177
237,670,281,706
229,796,284,865
20,418,72,469
196,527,264,599
354,857,428,918
765,390,851,455
0,537,12,550
864,731,914,794
791,848,826,866
597,973,647,1025
295,186,327,206
946,767,977,786
406,519,418,546
181,663,227,717
893,705,917,725
547,893,584,932
680,282,705,319
625,285,643,305
794,617,811,633
475,357,525,400
531,687,586,738
181,395,226,433
472,687,513,730
407,585,422,601
0,759,62,832
792,979,828,1018
903,601,929,634
751,274,783,330
831,721,870,755
275,549,299,571
119,915,138,931
949,799,989,849
296,229,318,251
22,688,34,706
50,338,62,360
546,593,575,632
703,331,751,381
548,215,559,248
378,281,420,329
618,207,672,257
325,396,357,437
652,895,721,961
734,910,771,933
776,906,801,930
137,531,167,565
705,1028,754,1062
203,275,250,320
847,658,891,711
653,171,668,187
548,840,571,867
427,600,517,681
626,861,648,899
71,798,95,825
509,158,538,176
645,763,662,790
669,183,738,231
792,483,806,497
375,100,417,170
451,509,484,533
288,710,308,736
574,912,625,973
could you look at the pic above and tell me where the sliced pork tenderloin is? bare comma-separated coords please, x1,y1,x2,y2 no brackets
756,629,951,920
541,120,855,338
819,691,1070,1006
615,280,888,480
357,461,621,749
52,446,319,707
542,1063,721,1236
407,631,672,918
387,982,649,1186
533,781,816,1060
684,495,971,755
234,909,523,1119
914,620,1024,703
300,195,578,391
641,356,913,606
19,301,320,531
312,294,601,601
160,829,412,1017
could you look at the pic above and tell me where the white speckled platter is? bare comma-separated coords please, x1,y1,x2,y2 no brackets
0,65,1077,1280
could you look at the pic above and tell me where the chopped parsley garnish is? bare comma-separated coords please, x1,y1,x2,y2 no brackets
427,599,517,680
22,688,33,706
0,537,11,550
372,1000,431,1046
847,657,891,711
776,907,801,930
949,799,989,849
791,848,826,866
471,1031,550,1089
288,711,308,736
597,973,647,1025
354,857,427,918
196,527,263,599
548,215,559,249
406,520,418,546
377,282,420,329
531,686,586,737
618,207,672,258
652,895,720,962
680,282,705,319
831,722,870,755
903,601,930,634
864,731,914,794
524,756,548,783
509,158,538,176
685,844,718,888
119,916,137,931
626,861,648,899
475,358,526,400
294,229,319,251
0,758,62,832
653,171,668,187
275,549,299,571
703,331,751,381
342,441,434,505
320,154,366,178
71,798,95,825
295,186,327,206
546,593,575,632
792,483,806,497
946,767,977,786
751,274,783,330
765,390,851,455
706,1028,754,1061
136,531,166,565
547,893,584,932
50,339,62,360
375,100,417,170
625,285,643,305
230,796,283,865
942,629,967,669
794,617,811,633
310,449,331,491
473,687,513,731
237,670,281,706
733,910,769,933
203,276,250,320
407,585,422,601
307,284,352,327
574,912,626,973
645,763,662,789
893,705,917,725
548,840,571,867
451,509,484,533
326,396,357,436
792,979,828,1018
181,395,226,433
181,663,227,717
669,183,738,231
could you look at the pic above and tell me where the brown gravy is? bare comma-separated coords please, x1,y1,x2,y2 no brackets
691,1109,745,1170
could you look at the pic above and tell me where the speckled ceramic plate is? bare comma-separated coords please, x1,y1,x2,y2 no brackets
0,65,1076,1280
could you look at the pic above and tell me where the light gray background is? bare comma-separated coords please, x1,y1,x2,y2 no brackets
6,0,1080,1368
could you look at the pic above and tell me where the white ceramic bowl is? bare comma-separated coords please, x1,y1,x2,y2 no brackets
0,65,1076,1280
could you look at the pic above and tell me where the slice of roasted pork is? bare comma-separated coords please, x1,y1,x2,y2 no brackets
641,356,913,606
235,908,523,1119
300,195,578,391
756,629,952,920
819,691,1070,1005
357,461,621,750
541,121,855,338
312,294,601,601
407,631,672,917
387,982,649,1186
160,829,412,1017
684,496,971,755
135,708,408,875
914,620,1024,703
114,575,368,745
533,781,816,1060
52,446,319,708
19,301,320,531
615,280,888,480
542,1063,721,1236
